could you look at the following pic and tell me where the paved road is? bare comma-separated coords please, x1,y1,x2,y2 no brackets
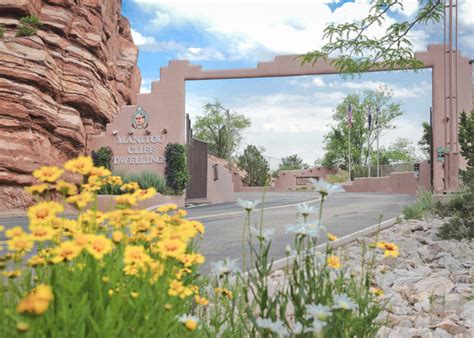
188,191,415,271
0,192,415,272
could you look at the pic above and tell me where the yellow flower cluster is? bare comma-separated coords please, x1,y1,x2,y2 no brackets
376,241,400,257
2,156,207,318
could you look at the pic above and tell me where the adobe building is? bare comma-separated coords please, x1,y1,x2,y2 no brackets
90,44,473,204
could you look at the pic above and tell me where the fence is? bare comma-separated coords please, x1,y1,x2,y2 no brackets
352,162,415,179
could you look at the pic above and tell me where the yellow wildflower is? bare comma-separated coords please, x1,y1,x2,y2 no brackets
4,270,22,278
5,226,25,238
73,233,90,248
369,287,384,297
55,180,78,196
157,203,178,213
51,241,82,263
27,201,63,223
133,187,157,201
190,221,205,235
30,226,56,241
27,255,46,267
64,156,93,175
120,182,140,192
112,231,124,243
195,295,209,306
102,276,110,283
130,291,139,298
176,209,187,218
383,242,400,257
214,287,233,299
179,315,198,331
108,175,123,186
33,166,64,183
89,166,112,177
326,255,342,269
17,284,54,315
86,235,113,259
7,236,34,252
154,239,186,259
180,253,205,267
16,322,29,333
82,175,103,192
66,192,94,209
327,232,338,241
25,183,49,195
115,194,137,207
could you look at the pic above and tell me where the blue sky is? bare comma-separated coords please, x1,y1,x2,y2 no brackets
122,0,473,166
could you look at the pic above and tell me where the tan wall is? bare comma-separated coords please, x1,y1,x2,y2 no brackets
274,167,337,191
96,194,185,212
206,158,235,204
343,172,423,195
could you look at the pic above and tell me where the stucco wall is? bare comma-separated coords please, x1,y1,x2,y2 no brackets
206,158,235,204
342,172,423,195
274,167,338,191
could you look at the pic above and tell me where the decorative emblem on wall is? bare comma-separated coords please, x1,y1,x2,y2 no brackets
131,106,149,129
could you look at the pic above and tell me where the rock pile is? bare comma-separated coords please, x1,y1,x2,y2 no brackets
0,0,141,210
343,218,473,338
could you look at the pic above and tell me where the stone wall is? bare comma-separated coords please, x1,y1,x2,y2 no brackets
0,0,141,210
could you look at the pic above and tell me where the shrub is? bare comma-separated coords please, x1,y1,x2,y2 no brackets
438,183,474,240
326,169,349,183
91,146,113,169
16,15,42,37
0,26,5,38
99,171,166,195
403,188,436,220
237,144,270,186
164,143,188,195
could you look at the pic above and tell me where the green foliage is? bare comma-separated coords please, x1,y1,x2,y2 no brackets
403,188,436,220
300,0,444,76
237,145,270,186
193,100,251,159
322,87,403,169
459,110,474,182
326,170,349,183
91,147,113,170
16,15,42,37
278,154,308,171
164,143,189,195
437,183,474,240
0,26,5,38
99,171,166,195
418,121,432,160
372,138,417,165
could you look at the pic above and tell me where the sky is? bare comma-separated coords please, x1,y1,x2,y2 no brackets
122,0,474,167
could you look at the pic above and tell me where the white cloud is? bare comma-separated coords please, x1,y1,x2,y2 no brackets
179,47,226,61
289,76,326,88
140,78,153,93
459,0,474,27
131,29,184,51
328,80,431,99
152,10,171,29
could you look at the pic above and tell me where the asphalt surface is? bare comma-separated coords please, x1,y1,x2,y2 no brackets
0,192,415,272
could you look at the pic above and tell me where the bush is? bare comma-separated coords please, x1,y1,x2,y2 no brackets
0,26,5,38
91,146,113,170
164,143,189,195
403,188,436,220
99,171,166,195
438,183,474,240
16,15,42,37
237,144,270,186
326,170,349,183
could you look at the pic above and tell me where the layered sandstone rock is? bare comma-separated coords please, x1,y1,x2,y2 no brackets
0,0,141,210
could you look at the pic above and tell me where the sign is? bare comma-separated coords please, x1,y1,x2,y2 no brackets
413,163,420,178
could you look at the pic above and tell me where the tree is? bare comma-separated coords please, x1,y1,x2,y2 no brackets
278,154,308,171
459,110,474,184
321,86,403,169
373,138,417,165
237,145,270,186
418,122,432,160
193,101,251,159
300,0,444,76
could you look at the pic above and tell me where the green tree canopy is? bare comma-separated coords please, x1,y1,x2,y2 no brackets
373,137,417,165
459,110,474,184
418,121,432,160
193,101,251,159
321,86,403,169
278,154,308,171
237,145,270,187
300,0,444,76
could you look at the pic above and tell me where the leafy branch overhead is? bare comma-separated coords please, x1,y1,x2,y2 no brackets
300,0,444,76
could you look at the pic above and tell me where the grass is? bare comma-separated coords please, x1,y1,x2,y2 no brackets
403,188,437,220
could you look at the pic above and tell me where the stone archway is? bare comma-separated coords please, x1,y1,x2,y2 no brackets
91,44,472,193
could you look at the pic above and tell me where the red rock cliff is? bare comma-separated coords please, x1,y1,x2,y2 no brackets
0,0,141,210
